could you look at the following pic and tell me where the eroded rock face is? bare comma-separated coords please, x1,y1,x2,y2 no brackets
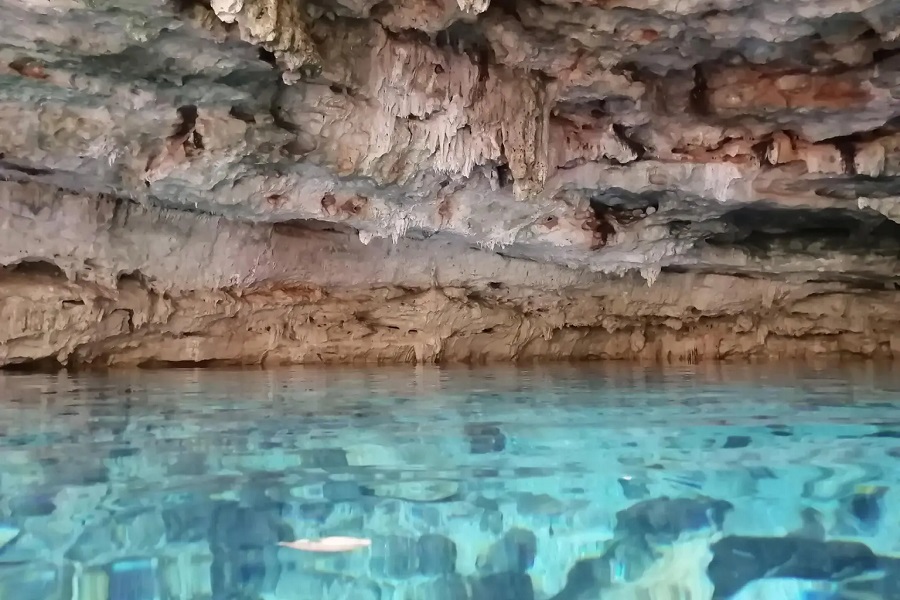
1,0,900,366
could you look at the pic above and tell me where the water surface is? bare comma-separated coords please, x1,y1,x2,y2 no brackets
0,363,899,599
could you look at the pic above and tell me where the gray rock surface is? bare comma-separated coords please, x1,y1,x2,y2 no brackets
2,0,900,364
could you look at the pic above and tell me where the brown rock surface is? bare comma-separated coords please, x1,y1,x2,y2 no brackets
1,0,900,366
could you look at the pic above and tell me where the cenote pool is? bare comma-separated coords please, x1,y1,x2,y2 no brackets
0,364,899,600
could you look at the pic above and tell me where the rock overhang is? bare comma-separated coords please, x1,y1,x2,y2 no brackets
1,0,900,365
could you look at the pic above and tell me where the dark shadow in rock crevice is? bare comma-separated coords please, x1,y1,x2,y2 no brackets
0,356,66,373
703,205,900,257
589,188,663,214
0,259,67,279
814,173,900,200
273,218,359,237
0,159,53,179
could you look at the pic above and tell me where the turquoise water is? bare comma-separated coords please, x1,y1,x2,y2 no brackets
0,364,899,600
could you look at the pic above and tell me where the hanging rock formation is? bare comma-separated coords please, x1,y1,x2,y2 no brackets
2,0,900,366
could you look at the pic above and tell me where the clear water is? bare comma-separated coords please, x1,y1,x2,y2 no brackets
1,363,899,600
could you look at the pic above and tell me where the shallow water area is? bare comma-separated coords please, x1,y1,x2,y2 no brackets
1,363,900,600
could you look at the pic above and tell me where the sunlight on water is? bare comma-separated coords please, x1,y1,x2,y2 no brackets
0,363,899,600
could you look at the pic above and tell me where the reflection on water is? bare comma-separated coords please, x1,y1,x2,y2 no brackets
0,363,899,599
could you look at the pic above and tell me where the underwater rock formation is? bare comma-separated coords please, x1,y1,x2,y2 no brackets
707,536,881,599
550,496,732,600
4,370,900,600
3,0,900,365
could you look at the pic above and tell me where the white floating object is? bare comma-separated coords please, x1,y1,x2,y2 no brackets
278,537,372,553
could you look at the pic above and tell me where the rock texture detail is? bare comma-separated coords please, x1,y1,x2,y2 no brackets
1,0,900,366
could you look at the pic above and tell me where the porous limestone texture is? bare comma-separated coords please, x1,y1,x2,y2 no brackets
1,0,900,366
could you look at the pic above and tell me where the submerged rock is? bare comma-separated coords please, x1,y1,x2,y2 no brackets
66,510,167,563
835,487,888,535
417,534,458,575
299,449,349,469
275,571,381,600
707,536,880,599
615,496,733,542
550,535,717,600
8,495,56,518
161,500,214,544
0,562,66,599
618,478,650,500
209,502,286,598
479,510,504,535
410,575,468,600
549,496,732,600
108,558,159,600
362,481,460,503
470,572,535,600
323,480,365,502
515,493,566,517
477,528,537,575
464,424,507,455
369,535,418,579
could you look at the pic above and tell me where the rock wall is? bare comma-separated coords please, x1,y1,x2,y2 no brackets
2,180,899,367
1,0,900,366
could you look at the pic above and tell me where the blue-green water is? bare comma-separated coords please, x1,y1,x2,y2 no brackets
0,364,899,600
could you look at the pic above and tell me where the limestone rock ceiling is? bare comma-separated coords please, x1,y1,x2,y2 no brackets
0,0,899,280
2,0,900,365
